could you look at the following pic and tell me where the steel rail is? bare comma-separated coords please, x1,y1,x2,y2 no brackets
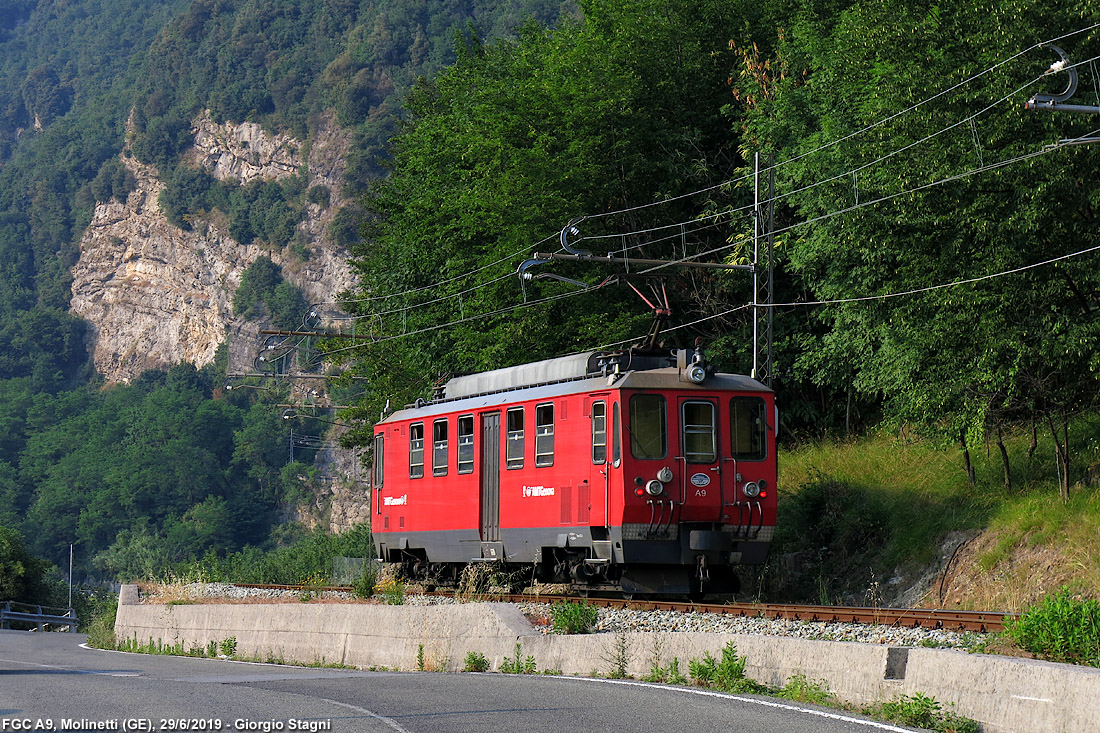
227,584,1014,632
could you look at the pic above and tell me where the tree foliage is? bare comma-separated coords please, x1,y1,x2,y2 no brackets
738,0,1100,490
343,0,773,421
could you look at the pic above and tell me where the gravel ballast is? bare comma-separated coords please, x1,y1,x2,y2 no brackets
150,583,987,650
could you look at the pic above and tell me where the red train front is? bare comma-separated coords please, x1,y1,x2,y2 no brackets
371,347,777,597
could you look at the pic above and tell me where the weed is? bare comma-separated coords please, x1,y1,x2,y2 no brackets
777,674,834,706
220,637,237,657
457,562,496,600
688,641,767,694
84,598,118,650
550,601,599,634
416,644,425,671
376,576,406,605
863,693,978,733
299,571,328,602
642,637,667,682
602,633,631,679
499,643,537,674
463,651,490,672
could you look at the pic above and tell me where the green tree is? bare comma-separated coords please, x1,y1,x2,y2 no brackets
0,524,53,602
344,1,763,422
740,0,1100,491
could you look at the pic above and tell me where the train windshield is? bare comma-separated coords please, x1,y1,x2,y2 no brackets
629,394,667,459
730,396,768,460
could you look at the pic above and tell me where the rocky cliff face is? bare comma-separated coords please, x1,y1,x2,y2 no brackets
70,110,356,384
70,111,367,534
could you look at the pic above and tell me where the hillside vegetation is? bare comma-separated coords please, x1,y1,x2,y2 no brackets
0,0,571,581
773,421,1100,611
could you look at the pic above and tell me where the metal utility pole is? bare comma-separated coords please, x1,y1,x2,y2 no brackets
752,153,775,387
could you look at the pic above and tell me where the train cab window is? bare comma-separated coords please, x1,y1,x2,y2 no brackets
506,407,524,469
432,419,448,476
372,434,384,494
457,415,474,474
682,401,717,464
591,401,607,465
730,396,767,460
611,401,621,467
629,394,667,459
409,423,425,478
535,403,554,467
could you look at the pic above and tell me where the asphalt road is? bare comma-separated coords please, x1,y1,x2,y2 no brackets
1,630,920,732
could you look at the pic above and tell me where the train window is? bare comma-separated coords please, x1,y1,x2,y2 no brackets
409,423,425,478
682,401,717,464
611,401,621,467
432,419,448,476
506,407,524,469
591,401,607,464
372,433,384,495
730,396,767,460
457,415,474,474
535,403,554,467
629,394,667,459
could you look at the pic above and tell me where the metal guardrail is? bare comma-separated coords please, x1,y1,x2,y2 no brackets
0,601,79,632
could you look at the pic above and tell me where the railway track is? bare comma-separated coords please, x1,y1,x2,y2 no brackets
230,583,1014,632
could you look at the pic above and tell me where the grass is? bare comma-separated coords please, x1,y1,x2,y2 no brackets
772,420,1100,611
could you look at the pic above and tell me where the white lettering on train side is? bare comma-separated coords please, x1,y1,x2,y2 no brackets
522,485,555,497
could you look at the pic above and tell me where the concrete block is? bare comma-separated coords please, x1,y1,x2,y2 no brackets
114,594,1100,733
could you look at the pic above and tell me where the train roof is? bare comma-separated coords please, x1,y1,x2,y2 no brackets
378,349,771,425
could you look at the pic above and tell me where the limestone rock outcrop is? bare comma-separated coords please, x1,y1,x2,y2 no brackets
69,111,368,533
70,111,356,384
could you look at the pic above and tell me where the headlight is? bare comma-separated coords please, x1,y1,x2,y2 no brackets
645,479,664,496
743,481,760,498
686,364,706,383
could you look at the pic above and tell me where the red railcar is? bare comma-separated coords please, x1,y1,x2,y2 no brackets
371,347,777,596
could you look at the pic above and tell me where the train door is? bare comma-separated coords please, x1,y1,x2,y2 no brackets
479,411,501,544
677,396,723,518
587,395,610,529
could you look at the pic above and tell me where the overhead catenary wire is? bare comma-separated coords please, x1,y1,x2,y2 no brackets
575,53,1100,250
637,125,1098,277
311,28,1100,356
308,27,1100,323
323,128,1095,353
577,21,1100,224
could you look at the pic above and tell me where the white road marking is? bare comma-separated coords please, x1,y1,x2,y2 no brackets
555,676,923,732
317,698,411,732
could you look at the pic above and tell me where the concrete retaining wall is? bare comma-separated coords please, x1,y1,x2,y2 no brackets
115,586,1100,733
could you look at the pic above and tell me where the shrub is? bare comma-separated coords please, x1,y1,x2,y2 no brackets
550,601,598,634
1005,588,1100,667
353,563,378,599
